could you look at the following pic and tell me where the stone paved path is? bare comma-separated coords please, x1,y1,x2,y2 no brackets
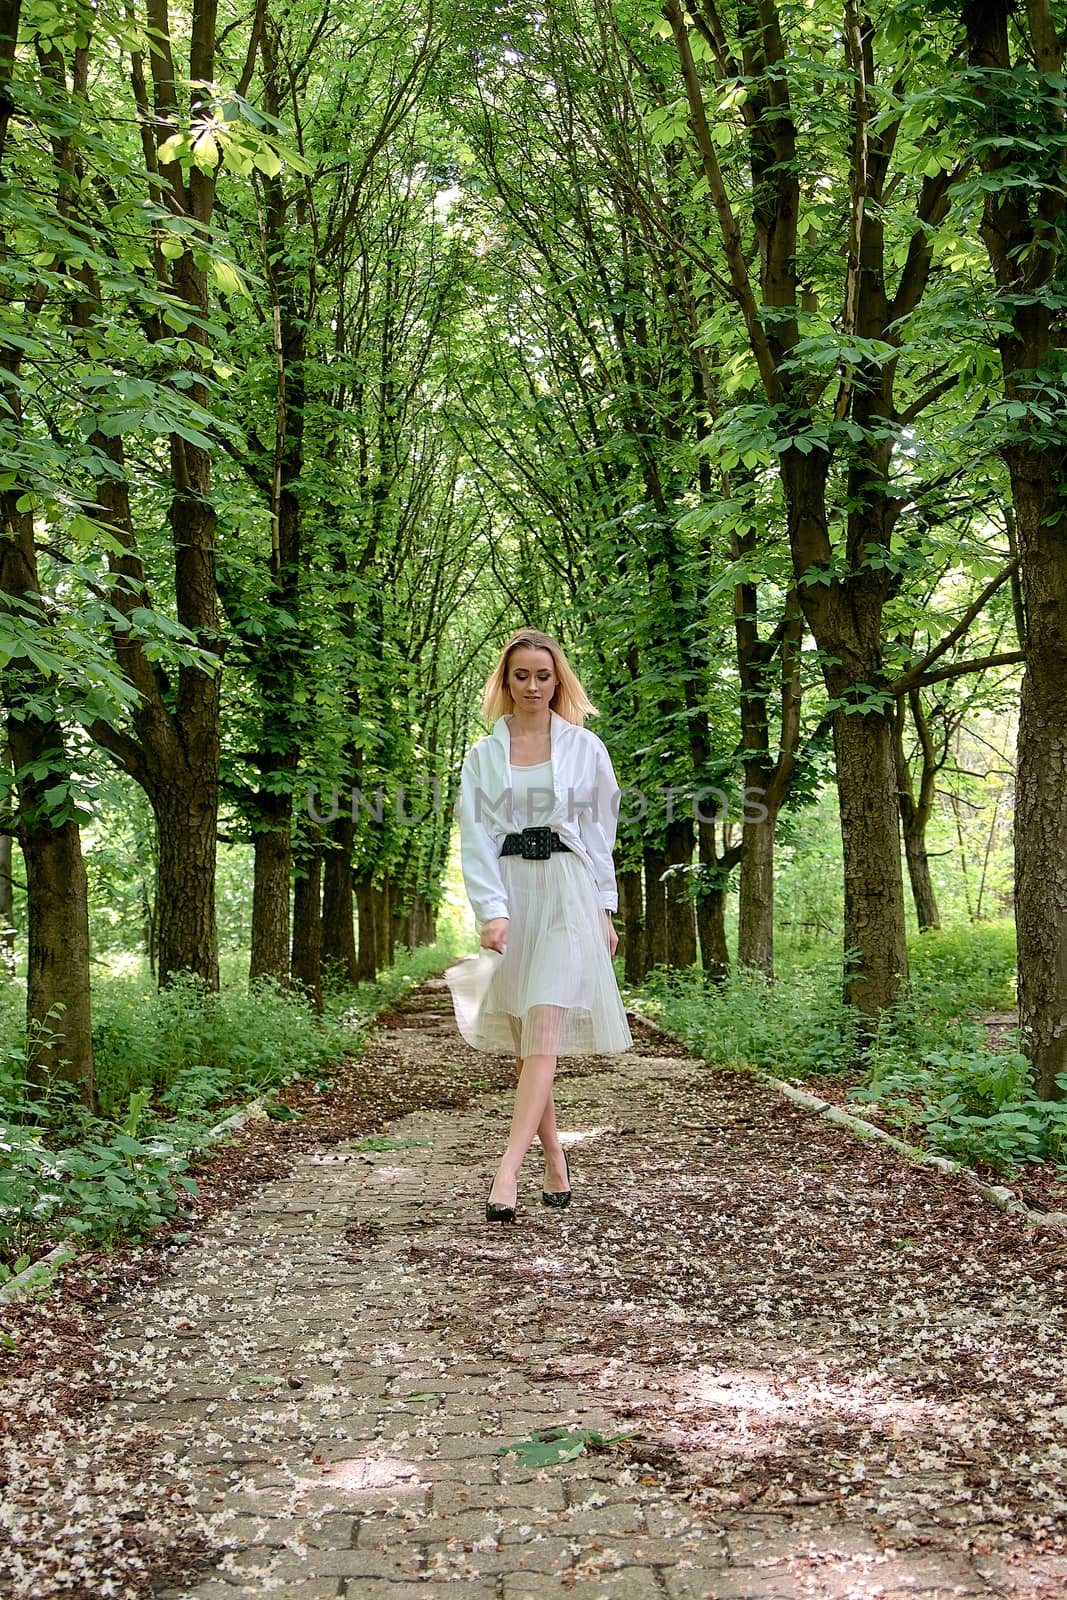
51,984,1067,1599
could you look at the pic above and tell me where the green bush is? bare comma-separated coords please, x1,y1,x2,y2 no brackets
87,970,354,1119
904,923,1017,1013
0,935,464,1264
634,919,1066,1179
638,951,859,1078
852,1043,1067,1174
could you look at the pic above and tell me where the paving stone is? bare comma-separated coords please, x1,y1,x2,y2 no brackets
159,1585,343,1600
642,1504,706,1538
431,1478,567,1514
421,1431,507,1461
972,1552,1067,1593
863,1561,991,1600
339,1584,498,1599
550,1566,666,1597
547,1498,648,1537
295,1548,428,1579
498,1575,578,1600
662,1569,802,1599
374,1508,508,1544
661,1571,737,1600
423,1536,574,1575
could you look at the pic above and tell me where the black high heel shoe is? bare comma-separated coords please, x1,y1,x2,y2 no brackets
542,1151,571,1209
485,1189,516,1223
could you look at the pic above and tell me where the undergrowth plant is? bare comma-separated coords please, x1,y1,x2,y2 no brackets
639,951,859,1078
0,936,463,1266
636,920,1066,1178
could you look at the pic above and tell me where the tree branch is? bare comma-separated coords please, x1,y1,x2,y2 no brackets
663,0,782,402
890,650,1024,696
886,558,1019,696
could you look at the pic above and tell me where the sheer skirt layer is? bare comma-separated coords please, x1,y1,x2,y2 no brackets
446,853,633,1057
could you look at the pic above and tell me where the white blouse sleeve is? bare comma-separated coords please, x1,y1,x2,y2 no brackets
458,744,510,927
580,734,622,912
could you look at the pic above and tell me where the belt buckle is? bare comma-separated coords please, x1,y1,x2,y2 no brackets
520,826,552,860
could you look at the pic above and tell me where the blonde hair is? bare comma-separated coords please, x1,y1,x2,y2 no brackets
481,628,598,726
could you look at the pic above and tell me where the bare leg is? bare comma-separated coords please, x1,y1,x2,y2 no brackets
513,1055,568,1193
488,1053,561,1207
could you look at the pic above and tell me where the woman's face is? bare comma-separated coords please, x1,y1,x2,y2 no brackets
506,646,557,710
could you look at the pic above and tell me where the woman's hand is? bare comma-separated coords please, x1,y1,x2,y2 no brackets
605,911,619,957
480,917,509,953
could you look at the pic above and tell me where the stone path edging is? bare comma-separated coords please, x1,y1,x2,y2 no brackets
0,1099,269,1307
625,1005,1067,1236
0,1238,78,1306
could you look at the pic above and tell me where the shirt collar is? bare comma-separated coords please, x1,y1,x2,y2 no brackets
492,710,568,746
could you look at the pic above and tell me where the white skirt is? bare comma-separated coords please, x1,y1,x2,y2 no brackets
445,852,633,1057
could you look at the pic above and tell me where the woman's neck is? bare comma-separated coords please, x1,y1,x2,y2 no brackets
508,707,552,737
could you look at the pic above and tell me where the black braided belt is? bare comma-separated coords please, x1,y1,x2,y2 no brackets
500,826,572,861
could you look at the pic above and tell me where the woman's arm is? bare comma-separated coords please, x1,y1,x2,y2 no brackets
579,733,622,914
458,745,510,926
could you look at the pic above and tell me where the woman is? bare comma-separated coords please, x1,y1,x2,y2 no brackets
446,628,632,1223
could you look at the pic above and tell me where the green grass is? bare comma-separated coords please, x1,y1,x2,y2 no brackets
637,945,861,1079
634,919,1067,1179
0,933,464,1268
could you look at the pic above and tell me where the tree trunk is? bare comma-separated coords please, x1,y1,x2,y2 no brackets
643,846,667,969
903,827,941,934
1,490,95,1104
737,798,776,973
696,821,733,980
291,839,323,1012
355,876,378,982
250,800,292,990
4,718,93,1099
1015,644,1067,1099
833,707,909,1016
961,0,1066,1098
321,819,358,984
780,432,910,1021
0,831,14,978
81,426,222,990
893,695,942,932
19,810,94,1103
153,779,219,987
381,874,395,966
664,816,697,968
732,540,803,978
697,885,730,982
618,867,646,985
409,894,436,946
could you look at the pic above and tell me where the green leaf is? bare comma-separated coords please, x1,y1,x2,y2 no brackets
192,131,219,171
98,411,144,438
253,145,283,179
495,1426,636,1467
157,131,190,164
210,259,248,298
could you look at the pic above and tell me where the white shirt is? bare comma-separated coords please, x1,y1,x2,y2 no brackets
456,711,623,926
509,759,555,826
